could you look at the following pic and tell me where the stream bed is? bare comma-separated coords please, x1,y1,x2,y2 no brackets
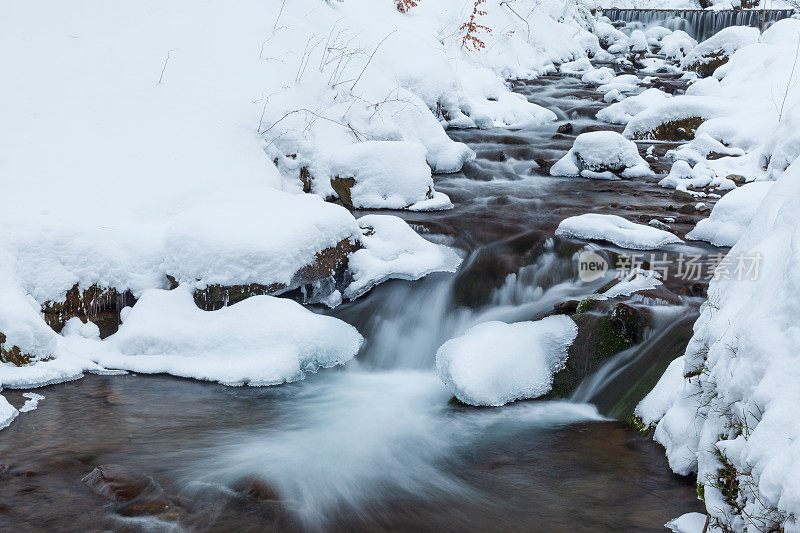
1,63,717,532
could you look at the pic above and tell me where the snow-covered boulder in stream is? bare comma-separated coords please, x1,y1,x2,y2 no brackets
0,394,18,431
97,285,363,387
681,26,760,77
556,214,682,250
597,88,670,125
550,131,652,179
329,141,451,211
344,215,461,300
435,316,578,407
687,181,775,247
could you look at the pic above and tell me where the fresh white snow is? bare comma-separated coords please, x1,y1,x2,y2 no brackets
0,394,18,431
435,316,578,407
687,182,775,247
556,214,683,250
551,131,653,179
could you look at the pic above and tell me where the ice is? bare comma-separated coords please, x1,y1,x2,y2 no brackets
344,215,462,300
603,269,662,299
687,182,774,247
97,285,363,386
435,316,578,407
550,131,653,179
556,214,683,250
19,392,45,413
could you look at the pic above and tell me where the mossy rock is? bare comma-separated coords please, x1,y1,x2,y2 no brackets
0,333,38,366
633,116,705,141
686,51,729,78
42,284,136,339
330,176,356,207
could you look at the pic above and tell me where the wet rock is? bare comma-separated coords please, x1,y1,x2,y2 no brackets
42,284,136,338
648,219,671,232
672,189,696,203
330,176,356,207
116,496,175,518
727,174,747,186
677,203,698,214
233,477,281,502
557,123,573,134
82,465,162,503
685,51,728,78
553,300,580,315
191,237,358,311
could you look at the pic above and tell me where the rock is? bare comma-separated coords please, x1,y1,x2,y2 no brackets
42,284,136,339
557,122,573,134
677,203,698,214
232,477,281,501
330,176,356,207
671,189,696,203
117,496,175,518
553,300,580,315
0,332,38,366
727,174,747,186
82,465,162,503
648,219,671,231
632,116,704,141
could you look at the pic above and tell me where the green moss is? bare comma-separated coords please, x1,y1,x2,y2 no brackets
575,298,597,314
596,315,634,360
0,332,38,366
627,414,653,436
697,482,705,502
633,116,705,142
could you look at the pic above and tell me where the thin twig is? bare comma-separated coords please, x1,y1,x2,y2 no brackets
351,30,396,92
500,1,530,42
158,49,176,84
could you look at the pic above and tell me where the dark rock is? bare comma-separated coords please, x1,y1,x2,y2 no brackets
727,174,747,186
330,176,356,207
0,332,39,366
233,477,281,502
553,300,580,315
42,284,136,339
557,122,573,134
677,203,698,214
632,116,705,141
672,189,696,203
82,465,162,503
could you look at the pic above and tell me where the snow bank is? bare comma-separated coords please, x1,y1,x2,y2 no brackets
681,26,760,74
328,141,441,210
623,96,725,140
0,394,18,431
435,316,578,407
556,214,683,250
344,215,462,300
597,88,670,125
640,159,800,531
687,182,775,247
99,286,363,386
550,131,652,179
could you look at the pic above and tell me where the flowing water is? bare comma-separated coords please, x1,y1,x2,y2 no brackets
601,8,794,41
0,63,722,531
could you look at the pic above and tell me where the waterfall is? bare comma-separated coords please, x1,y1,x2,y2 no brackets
600,9,795,41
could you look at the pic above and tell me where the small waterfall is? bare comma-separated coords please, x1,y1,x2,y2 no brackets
601,9,795,41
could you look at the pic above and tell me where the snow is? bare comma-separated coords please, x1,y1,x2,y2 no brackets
629,30,648,54
344,215,462,300
603,269,662,299
582,66,616,85
623,96,725,140
597,74,640,95
0,394,18,431
19,392,45,413
660,31,697,61
163,186,361,289
639,158,800,530
62,318,101,340
98,286,363,387
556,214,683,250
560,57,594,75
666,512,708,533
435,316,578,407
597,88,670,125
687,182,775,247
550,131,653,179
328,141,440,210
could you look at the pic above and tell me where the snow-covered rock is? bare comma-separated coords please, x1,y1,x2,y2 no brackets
597,74,640,95
344,215,462,300
681,26,760,76
555,214,682,250
660,30,697,61
597,88,670,125
435,316,578,407
98,286,363,386
560,57,594,75
328,141,446,210
550,131,653,179
582,66,616,85
628,30,648,55
623,96,724,141
687,181,774,247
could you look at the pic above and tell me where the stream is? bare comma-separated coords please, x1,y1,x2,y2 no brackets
0,58,721,532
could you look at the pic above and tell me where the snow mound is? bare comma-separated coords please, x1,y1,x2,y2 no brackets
435,316,578,407
329,141,443,210
582,66,616,85
99,286,363,386
681,26,760,74
597,88,670,125
344,215,461,300
623,96,724,140
660,31,697,61
559,57,594,75
628,30,648,54
550,131,652,179
163,186,361,289
0,394,18,431
597,74,640,95
556,214,683,250
687,182,775,247
666,512,708,533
